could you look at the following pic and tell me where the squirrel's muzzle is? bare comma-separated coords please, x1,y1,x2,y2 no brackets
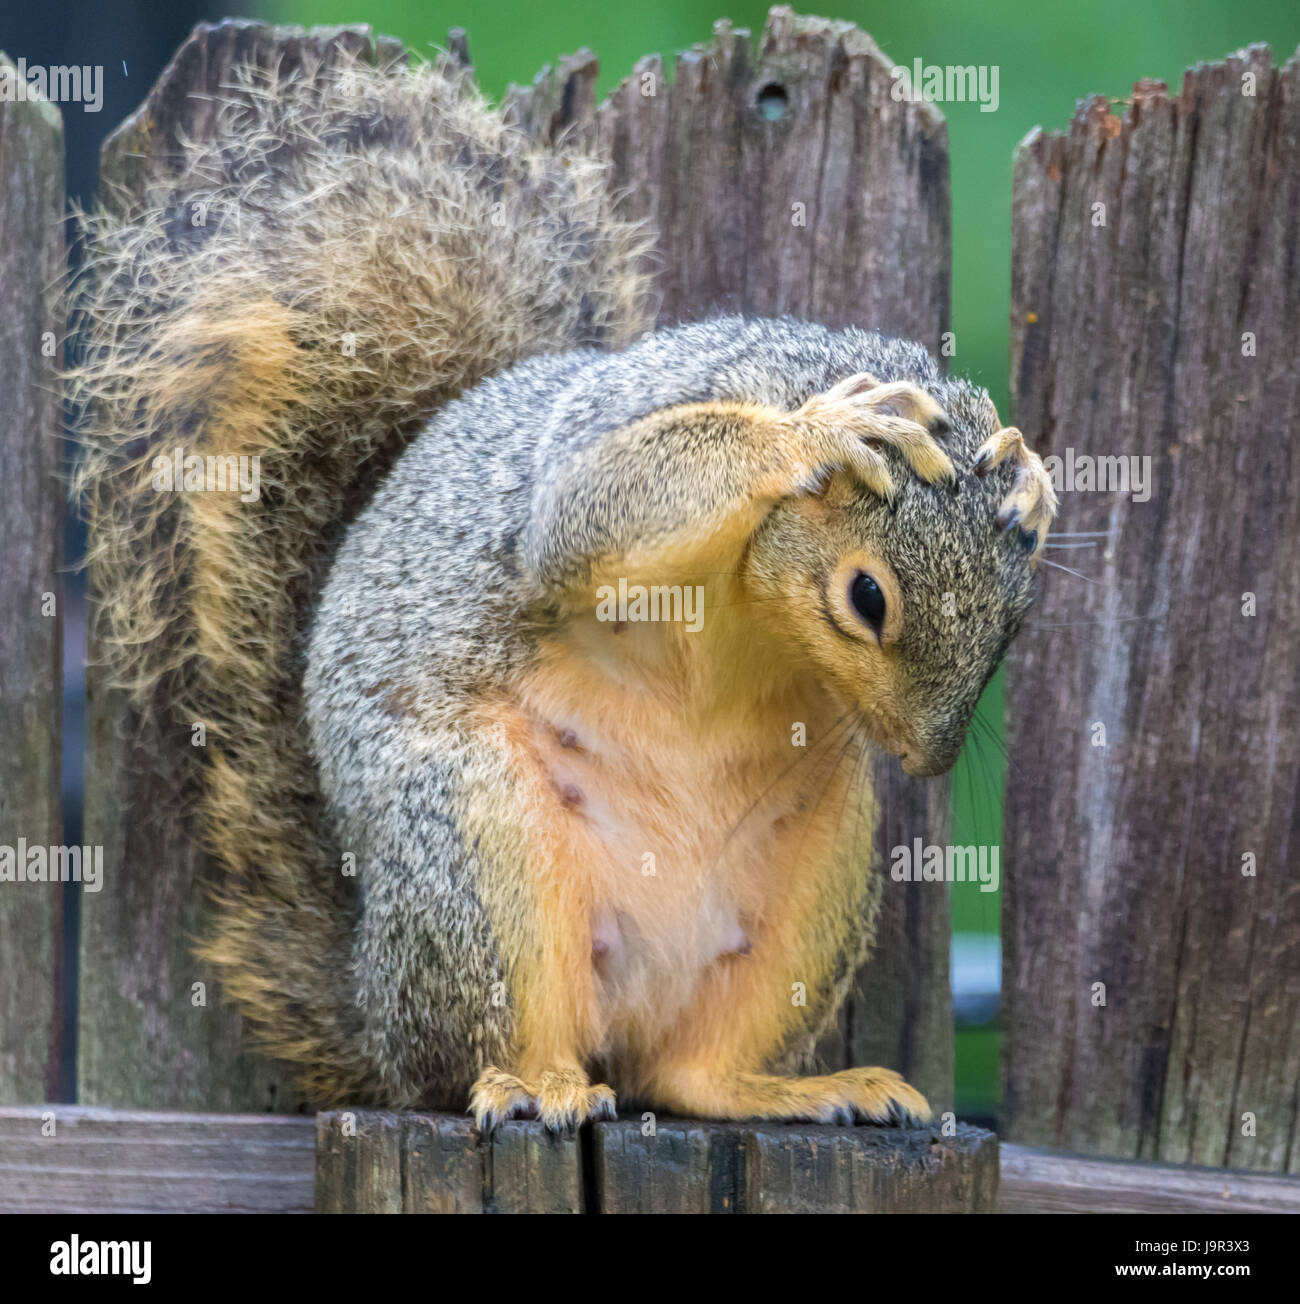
900,749,957,778
900,711,971,777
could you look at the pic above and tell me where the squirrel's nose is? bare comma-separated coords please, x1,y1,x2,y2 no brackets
903,706,974,777
901,741,961,777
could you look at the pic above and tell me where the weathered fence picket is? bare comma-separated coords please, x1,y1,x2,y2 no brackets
1003,49,1300,1173
315,1110,998,1214
0,56,65,1104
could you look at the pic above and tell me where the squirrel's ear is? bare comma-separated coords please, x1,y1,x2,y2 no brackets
793,468,860,523
810,468,861,508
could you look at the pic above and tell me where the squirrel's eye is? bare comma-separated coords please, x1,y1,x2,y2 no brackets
850,572,886,634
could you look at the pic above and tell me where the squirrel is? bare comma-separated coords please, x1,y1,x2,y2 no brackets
71,48,1056,1129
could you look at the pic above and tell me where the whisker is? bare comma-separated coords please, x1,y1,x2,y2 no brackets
1037,558,1097,582
786,718,869,878
1028,611,1165,631
849,721,874,875
711,708,858,865
707,597,797,610
973,715,1016,796
970,711,1009,767
827,715,873,867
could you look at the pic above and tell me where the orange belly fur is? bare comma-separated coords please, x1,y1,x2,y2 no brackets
495,600,876,1075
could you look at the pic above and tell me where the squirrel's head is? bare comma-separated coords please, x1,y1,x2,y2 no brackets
746,379,1041,777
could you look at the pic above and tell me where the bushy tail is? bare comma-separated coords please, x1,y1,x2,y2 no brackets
71,47,651,1101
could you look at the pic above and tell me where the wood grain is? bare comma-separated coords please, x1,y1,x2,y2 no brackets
1000,1144,1300,1215
0,1105,314,1213
1004,48,1300,1172
742,1121,997,1213
315,1110,583,1213
10,1107,1297,1214
317,1111,996,1213
0,53,65,1104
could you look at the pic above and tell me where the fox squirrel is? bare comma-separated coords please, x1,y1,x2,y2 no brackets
72,49,1055,1128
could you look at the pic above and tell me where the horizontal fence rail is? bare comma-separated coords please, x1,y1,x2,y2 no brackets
0,1107,315,1215
6,1107,1298,1214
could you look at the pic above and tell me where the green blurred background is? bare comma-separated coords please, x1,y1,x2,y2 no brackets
278,0,1300,1121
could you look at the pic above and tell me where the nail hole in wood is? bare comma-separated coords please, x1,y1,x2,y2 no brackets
756,83,788,121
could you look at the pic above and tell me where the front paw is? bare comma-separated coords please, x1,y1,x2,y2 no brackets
972,424,1058,550
469,1065,616,1133
787,373,955,499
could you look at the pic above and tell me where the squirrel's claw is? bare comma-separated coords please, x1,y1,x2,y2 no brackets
789,373,956,498
469,1065,617,1134
469,1066,536,1133
973,425,1058,555
653,1064,931,1128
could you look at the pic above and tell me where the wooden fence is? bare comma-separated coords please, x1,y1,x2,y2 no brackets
0,7,1296,1213
1004,53,1300,1173
0,51,64,1107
